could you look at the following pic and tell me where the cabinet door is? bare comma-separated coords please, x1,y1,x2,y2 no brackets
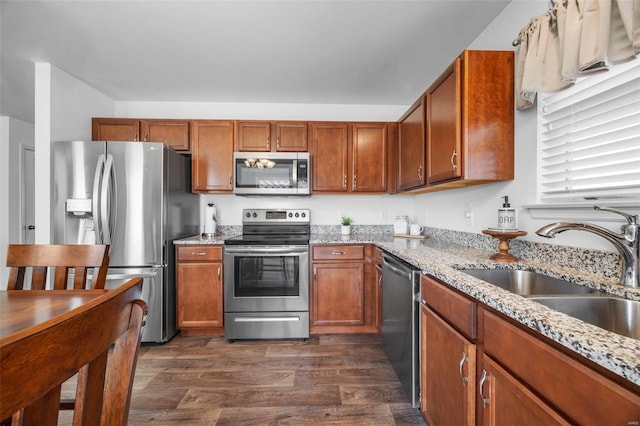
236,121,271,152
312,262,364,326
310,122,349,192
140,119,190,151
92,118,140,141
275,122,308,151
479,355,571,426
421,305,476,426
352,123,387,192
191,120,234,192
427,58,462,184
176,262,223,329
398,99,426,190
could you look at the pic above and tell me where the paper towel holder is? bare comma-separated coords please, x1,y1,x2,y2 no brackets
202,203,217,238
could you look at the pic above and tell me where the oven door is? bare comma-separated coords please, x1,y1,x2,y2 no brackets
224,245,309,312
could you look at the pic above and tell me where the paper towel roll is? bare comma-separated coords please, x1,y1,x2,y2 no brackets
203,203,217,236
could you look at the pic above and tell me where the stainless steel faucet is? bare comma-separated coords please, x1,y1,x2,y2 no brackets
535,206,639,288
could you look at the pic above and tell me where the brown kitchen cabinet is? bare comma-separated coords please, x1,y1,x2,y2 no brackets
92,118,141,142
310,122,391,193
397,98,426,191
191,120,234,193
479,355,571,425
310,244,378,334
176,245,224,336
92,117,191,152
420,274,640,425
235,121,308,152
426,50,514,189
420,275,476,425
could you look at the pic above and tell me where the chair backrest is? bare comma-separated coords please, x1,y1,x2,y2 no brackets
1,278,146,426
6,244,110,290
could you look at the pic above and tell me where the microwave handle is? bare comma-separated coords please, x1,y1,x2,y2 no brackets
292,159,298,189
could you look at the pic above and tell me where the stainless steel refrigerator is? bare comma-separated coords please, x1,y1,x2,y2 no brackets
52,140,198,343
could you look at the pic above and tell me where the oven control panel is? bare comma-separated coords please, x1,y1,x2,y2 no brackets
242,209,310,224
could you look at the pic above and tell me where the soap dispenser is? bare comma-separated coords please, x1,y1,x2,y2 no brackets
498,196,517,230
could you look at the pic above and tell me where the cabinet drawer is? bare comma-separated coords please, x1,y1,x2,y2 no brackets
421,275,476,340
312,245,364,261
483,310,640,425
177,245,222,262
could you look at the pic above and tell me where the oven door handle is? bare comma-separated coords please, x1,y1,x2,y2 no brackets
224,245,309,255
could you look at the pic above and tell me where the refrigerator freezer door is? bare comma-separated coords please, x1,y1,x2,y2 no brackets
103,266,175,343
52,141,107,245
106,142,164,267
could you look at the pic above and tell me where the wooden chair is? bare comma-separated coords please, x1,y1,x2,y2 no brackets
3,244,112,422
1,277,147,426
6,244,110,290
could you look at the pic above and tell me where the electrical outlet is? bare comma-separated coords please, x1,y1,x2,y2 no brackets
464,210,474,226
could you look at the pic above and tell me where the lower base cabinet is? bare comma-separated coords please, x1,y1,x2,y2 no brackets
421,274,640,425
310,244,379,334
421,304,476,425
479,355,570,425
176,245,224,336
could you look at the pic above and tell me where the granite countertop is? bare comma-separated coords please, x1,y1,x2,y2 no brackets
175,232,640,387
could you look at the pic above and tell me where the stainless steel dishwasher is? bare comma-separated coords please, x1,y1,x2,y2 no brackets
381,252,421,408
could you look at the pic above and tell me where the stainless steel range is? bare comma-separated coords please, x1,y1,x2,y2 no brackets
223,209,310,341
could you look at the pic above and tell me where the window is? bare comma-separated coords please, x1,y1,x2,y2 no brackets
537,57,640,203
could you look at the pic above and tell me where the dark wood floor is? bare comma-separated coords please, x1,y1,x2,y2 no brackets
65,334,426,425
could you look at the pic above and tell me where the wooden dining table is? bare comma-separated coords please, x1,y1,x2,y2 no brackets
0,278,143,425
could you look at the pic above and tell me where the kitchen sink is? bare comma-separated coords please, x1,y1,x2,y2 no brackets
460,268,598,296
530,297,640,340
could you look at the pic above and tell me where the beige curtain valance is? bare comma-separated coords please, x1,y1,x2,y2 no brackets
515,0,639,110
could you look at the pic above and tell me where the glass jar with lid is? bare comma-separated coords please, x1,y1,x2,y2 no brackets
394,215,409,235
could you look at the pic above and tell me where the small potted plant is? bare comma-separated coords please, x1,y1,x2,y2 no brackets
340,216,353,235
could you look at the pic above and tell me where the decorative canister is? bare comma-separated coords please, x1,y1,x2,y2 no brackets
393,215,409,235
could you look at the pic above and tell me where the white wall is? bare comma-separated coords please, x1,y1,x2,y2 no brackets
0,116,35,288
34,63,115,243
115,101,405,123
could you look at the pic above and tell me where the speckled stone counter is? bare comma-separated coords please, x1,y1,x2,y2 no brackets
175,232,640,387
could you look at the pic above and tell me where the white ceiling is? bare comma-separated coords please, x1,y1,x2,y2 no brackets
1,0,512,123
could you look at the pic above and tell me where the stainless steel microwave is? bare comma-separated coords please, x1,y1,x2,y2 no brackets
233,152,311,196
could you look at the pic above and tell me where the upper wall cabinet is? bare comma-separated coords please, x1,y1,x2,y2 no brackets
426,50,514,190
92,118,191,152
310,122,393,194
397,98,426,191
235,121,308,152
191,120,234,193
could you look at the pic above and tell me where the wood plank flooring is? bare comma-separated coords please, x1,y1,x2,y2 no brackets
65,334,426,425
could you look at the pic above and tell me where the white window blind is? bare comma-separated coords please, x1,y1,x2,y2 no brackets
537,57,640,202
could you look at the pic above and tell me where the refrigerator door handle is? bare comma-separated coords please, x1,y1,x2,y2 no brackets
92,154,106,243
101,154,116,245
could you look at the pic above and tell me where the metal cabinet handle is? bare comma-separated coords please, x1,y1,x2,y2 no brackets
266,136,270,148
277,136,281,148
479,369,489,408
228,176,232,186
450,150,457,171
331,251,346,255
133,134,138,141
353,174,357,189
144,134,148,142
417,164,423,180
217,266,221,280
343,175,347,188
192,252,207,256
458,352,468,386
